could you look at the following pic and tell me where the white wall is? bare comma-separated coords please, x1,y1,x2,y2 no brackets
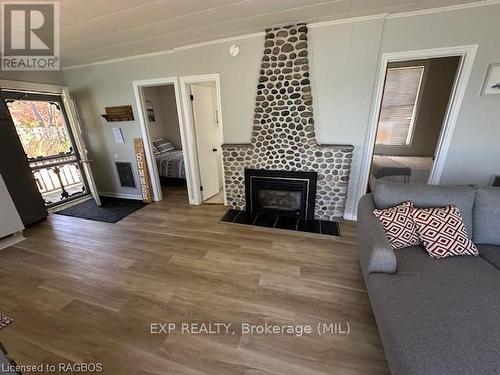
309,18,385,218
62,37,262,196
62,4,500,218
158,85,182,149
142,86,167,141
0,70,65,86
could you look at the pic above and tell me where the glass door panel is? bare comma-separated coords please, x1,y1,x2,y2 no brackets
3,91,89,207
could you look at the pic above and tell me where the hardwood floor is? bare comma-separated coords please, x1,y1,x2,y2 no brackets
0,186,388,374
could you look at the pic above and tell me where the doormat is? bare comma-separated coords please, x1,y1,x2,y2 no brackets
55,196,147,223
0,314,12,330
220,210,340,237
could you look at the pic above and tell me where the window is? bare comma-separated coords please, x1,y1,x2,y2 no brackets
375,65,425,146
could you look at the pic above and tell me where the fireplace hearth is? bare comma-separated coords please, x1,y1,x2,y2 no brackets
221,168,339,236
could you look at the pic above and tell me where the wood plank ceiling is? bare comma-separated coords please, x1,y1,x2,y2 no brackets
59,0,483,67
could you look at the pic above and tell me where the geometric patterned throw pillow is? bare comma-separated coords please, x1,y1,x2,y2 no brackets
412,205,478,259
0,314,13,330
373,201,421,250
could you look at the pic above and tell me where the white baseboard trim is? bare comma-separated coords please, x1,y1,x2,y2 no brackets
0,232,25,251
99,191,143,200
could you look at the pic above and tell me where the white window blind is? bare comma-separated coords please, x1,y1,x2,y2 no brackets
375,66,425,146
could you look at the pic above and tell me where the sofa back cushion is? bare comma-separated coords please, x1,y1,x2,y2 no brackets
372,182,476,237
473,187,500,245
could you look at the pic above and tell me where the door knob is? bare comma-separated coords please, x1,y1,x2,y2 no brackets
212,148,218,152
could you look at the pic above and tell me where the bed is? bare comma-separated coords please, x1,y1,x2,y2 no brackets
153,140,186,179
370,155,433,188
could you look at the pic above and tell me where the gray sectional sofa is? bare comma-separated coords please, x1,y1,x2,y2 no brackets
357,182,500,375
0,342,18,375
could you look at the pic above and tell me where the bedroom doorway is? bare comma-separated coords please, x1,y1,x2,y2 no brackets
133,74,226,207
142,84,186,190
133,77,186,203
358,43,483,199
355,45,478,211
367,56,461,190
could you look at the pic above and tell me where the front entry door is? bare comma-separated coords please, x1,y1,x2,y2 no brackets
3,90,97,208
62,89,101,206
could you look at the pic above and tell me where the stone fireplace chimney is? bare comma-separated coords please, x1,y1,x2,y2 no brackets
222,24,353,221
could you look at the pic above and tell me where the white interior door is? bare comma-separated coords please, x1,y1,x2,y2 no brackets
191,84,220,201
61,88,101,206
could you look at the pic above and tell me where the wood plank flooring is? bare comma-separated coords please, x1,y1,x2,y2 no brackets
0,186,388,374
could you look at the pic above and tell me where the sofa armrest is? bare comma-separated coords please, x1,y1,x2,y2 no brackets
357,194,397,279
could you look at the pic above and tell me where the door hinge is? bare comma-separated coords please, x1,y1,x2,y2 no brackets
190,94,194,101
200,185,203,191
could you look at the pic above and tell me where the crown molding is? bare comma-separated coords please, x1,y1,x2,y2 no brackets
308,13,388,29
386,0,500,19
173,31,264,52
61,49,176,71
62,0,498,71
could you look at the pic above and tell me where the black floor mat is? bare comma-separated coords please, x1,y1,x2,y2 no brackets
55,196,147,223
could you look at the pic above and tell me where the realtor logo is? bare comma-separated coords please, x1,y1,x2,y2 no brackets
1,1,60,70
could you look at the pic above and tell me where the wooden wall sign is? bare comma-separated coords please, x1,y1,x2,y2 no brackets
102,105,134,122
133,138,152,203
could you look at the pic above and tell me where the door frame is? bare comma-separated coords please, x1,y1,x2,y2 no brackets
0,79,65,95
132,77,185,202
355,44,478,214
179,73,226,206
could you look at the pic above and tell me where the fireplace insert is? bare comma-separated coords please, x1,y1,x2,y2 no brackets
245,169,317,220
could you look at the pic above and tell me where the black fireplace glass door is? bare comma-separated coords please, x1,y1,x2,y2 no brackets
245,169,317,221
257,189,303,212
251,178,308,219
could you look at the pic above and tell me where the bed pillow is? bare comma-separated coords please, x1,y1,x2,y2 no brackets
412,205,478,259
153,141,175,155
152,139,162,149
373,201,421,250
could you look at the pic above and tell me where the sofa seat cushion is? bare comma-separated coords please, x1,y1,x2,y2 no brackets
366,246,500,375
478,244,500,270
473,187,500,245
372,182,476,237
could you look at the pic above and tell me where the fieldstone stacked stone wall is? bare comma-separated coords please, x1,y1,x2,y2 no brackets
222,24,354,221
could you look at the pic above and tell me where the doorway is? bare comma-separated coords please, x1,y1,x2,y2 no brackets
189,82,224,204
367,56,460,190
141,84,187,199
354,45,478,215
134,74,226,206
3,90,91,208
